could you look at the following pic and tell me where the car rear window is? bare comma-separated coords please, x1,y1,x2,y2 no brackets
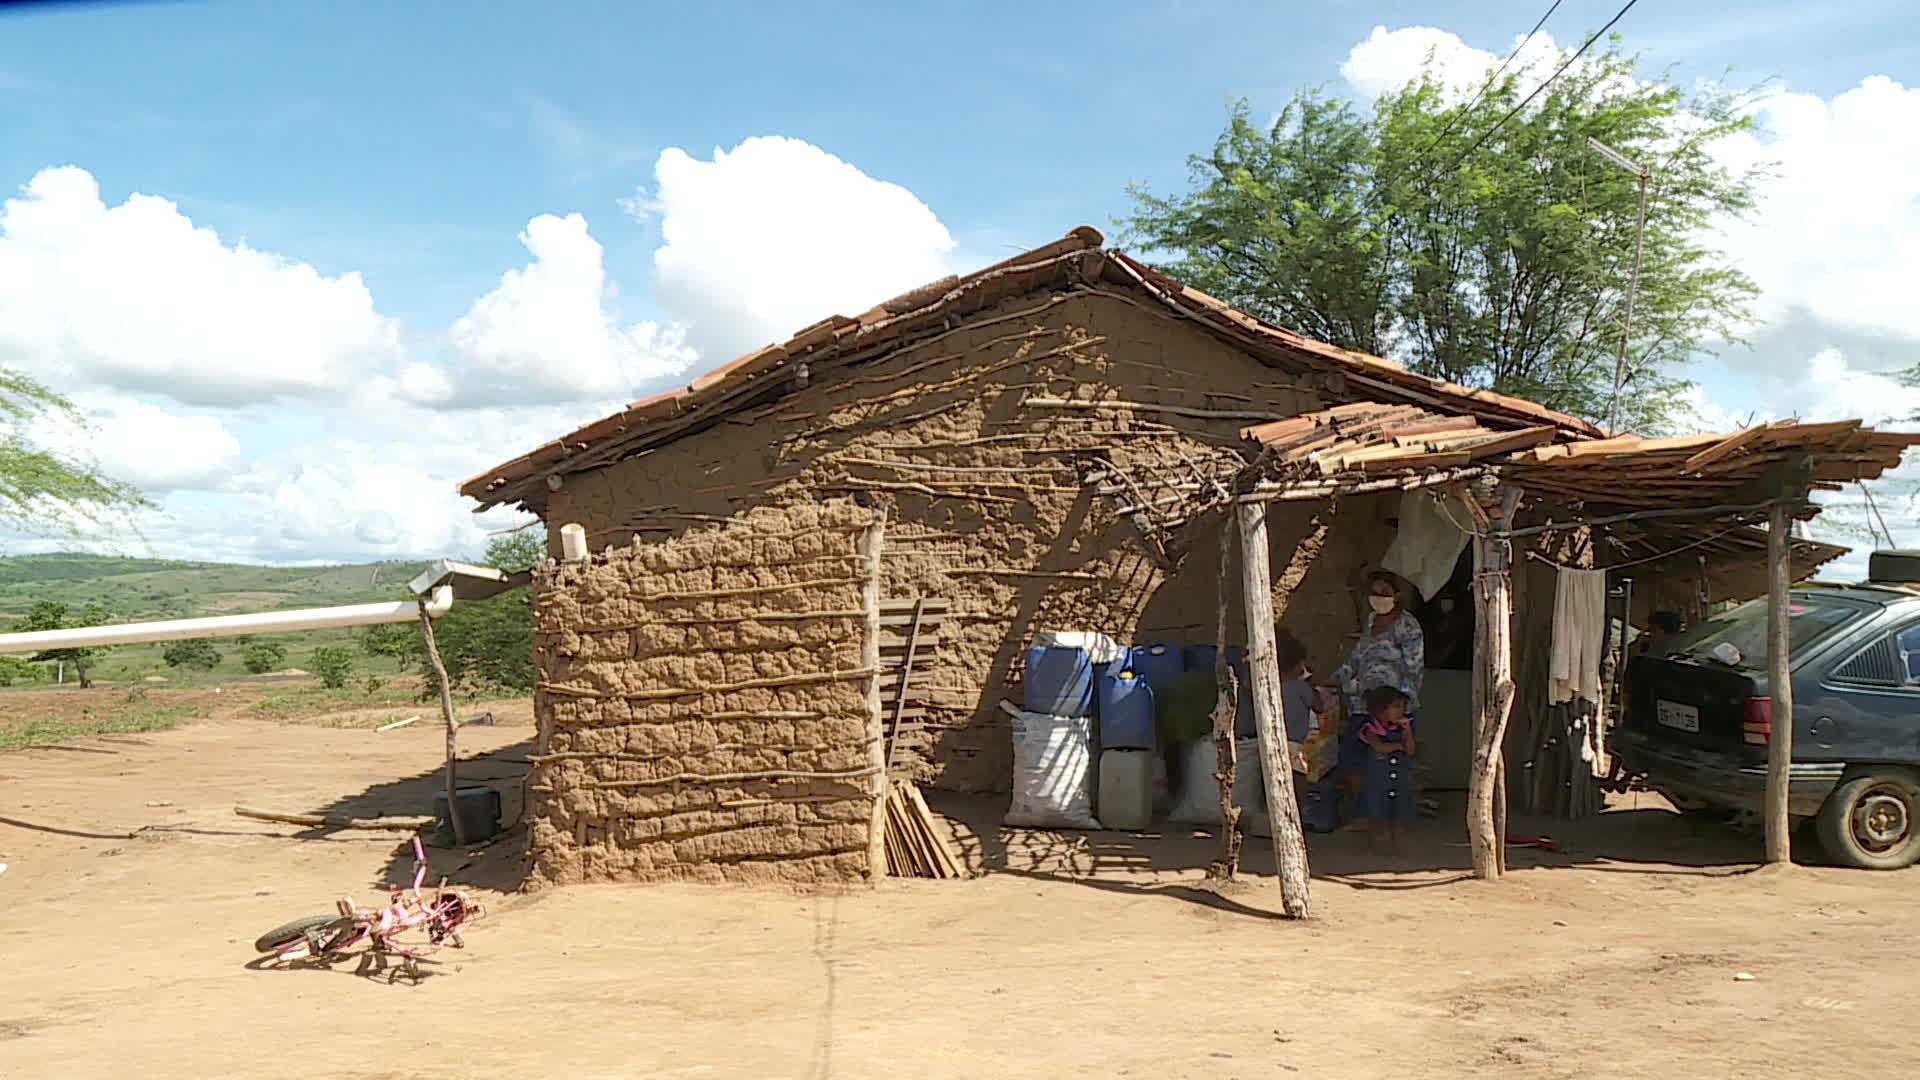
1666,594,1865,670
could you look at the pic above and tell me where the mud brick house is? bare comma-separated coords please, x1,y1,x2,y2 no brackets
462,226,1918,885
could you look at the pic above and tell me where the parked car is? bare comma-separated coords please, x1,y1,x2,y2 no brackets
1613,551,1920,869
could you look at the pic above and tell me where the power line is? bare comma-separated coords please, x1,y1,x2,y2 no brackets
1416,0,1568,164
1442,0,1645,174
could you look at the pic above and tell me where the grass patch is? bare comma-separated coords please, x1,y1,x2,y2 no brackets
247,682,423,721
0,696,204,751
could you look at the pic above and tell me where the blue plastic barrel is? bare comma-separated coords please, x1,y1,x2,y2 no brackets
1131,641,1185,693
1024,641,1095,717
1096,665,1156,750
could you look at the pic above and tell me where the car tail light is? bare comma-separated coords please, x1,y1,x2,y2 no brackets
1742,697,1772,746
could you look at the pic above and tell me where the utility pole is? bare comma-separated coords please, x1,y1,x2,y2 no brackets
1587,136,1649,436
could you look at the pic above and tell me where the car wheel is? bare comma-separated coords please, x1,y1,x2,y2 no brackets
1815,768,1920,870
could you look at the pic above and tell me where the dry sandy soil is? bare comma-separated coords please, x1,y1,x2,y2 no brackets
3,691,1917,1079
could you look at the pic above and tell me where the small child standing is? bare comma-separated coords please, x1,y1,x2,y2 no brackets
1357,685,1417,853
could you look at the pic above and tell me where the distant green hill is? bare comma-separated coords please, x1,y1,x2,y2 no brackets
0,554,435,687
0,554,430,620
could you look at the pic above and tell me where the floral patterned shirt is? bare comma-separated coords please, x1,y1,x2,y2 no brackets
1333,610,1425,713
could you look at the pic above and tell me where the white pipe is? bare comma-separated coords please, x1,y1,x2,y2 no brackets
0,585,453,656
559,522,588,562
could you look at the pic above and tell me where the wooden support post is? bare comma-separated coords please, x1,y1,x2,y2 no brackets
859,517,890,881
1466,485,1522,879
416,598,466,848
1235,500,1311,917
1764,500,1794,864
1208,515,1243,880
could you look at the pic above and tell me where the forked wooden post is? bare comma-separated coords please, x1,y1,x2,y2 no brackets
416,599,466,848
1764,500,1795,863
1234,500,1311,917
1466,485,1522,879
1208,516,1243,880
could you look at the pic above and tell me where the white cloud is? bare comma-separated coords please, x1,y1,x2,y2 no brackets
0,166,404,406
644,136,958,361
441,212,696,405
0,136,968,565
1340,25,1565,103
1711,76,1920,354
32,392,243,493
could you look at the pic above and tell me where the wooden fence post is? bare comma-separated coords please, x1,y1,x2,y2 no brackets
1235,500,1311,917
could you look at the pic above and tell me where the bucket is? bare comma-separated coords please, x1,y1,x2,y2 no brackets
432,785,501,847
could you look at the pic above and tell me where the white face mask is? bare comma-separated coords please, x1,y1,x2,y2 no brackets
1368,595,1397,615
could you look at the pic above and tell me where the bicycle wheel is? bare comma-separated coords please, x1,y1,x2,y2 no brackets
254,914,359,954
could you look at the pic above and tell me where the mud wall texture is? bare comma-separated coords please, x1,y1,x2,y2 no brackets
525,502,884,887
541,290,1400,793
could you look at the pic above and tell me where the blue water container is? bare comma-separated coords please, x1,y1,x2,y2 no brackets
1096,665,1156,750
1132,641,1185,693
1024,641,1095,717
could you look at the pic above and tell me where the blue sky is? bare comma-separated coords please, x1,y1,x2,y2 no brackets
1,0,1916,565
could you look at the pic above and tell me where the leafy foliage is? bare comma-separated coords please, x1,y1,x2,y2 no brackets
241,641,288,675
13,600,111,688
1123,43,1761,433
0,655,44,687
308,646,356,689
161,637,222,671
352,529,543,694
0,369,150,534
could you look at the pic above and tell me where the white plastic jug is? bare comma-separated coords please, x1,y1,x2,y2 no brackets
1098,748,1154,831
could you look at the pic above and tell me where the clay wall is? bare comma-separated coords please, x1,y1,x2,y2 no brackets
541,291,1401,792
525,502,884,886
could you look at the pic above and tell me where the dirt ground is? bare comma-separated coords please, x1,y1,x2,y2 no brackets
4,701,1918,1080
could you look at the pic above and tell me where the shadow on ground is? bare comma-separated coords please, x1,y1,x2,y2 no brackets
297,736,535,894
924,786,1782,915
257,737,1785,908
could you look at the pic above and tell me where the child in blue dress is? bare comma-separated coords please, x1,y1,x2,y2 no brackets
1357,686,1417,853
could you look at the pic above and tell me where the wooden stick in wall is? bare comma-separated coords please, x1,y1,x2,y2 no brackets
859,517,889,882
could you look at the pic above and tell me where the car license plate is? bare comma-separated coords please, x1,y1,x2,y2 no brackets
1656,699,1700,733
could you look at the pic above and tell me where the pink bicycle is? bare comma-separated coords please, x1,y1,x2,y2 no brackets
253,835,483,980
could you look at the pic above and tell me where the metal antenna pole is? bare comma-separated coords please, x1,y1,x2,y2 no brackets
1588,136,1650,435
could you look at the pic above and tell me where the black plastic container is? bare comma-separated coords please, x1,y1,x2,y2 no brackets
432,785,501,847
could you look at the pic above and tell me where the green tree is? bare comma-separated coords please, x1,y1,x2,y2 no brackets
14,600,111,688
309,646,356,689
1124,42,1760,433
0,370,150,533
0,655,41,687
241,641,288,675
356,529,543,693
162,637,221,672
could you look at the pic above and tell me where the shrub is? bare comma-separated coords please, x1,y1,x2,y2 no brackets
242,642,287,675
309,646,355,689
162,637,221,671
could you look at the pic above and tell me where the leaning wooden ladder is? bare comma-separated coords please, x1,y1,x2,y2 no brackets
878,597,962,879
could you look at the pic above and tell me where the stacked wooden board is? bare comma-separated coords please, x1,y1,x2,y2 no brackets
882,779,962,879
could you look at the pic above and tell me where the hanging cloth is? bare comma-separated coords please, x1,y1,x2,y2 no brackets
1549,568,1608,706
1380,490,1471,602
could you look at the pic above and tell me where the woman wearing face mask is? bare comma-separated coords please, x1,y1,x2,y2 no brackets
1323,570,1426,816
